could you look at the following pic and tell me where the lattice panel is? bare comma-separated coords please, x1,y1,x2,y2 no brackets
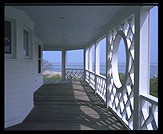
107,15,135,130
96,75,106,102
85,70,89,83
140,95,158,130
89,72,95,90
66,69,84,80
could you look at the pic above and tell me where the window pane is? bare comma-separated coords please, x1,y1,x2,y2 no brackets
38,45,41,73
4,20,11,53
23,29,29,56
38,59,41,73
38,45,41,58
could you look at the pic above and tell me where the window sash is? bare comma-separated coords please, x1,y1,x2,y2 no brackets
23,29,29,57
4,20,12,54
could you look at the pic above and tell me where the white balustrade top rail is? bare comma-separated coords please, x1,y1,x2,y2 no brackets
140,93,158,106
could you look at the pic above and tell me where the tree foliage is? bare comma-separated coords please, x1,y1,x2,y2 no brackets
43,59,53,72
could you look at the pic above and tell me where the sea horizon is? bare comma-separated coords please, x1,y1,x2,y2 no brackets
43,62,158,78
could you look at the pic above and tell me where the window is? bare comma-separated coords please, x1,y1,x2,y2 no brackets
38,45,41,73
23,29,29,57
4,20,12,54
4,19,16,58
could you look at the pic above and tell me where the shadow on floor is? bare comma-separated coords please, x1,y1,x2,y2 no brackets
5,80,128,130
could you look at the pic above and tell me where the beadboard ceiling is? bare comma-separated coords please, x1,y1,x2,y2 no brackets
13,5,131,50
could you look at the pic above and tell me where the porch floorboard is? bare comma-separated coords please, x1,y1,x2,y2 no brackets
6,80,128,130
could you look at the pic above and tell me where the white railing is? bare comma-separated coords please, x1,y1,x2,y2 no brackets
85,69,158,130
96,74,106,102
85,70,106,102
89,71,96,90
65,68,84,80
65,68,158,130
140,94,158,130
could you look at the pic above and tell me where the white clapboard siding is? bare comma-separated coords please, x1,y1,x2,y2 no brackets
5,6,43,128
5,59,34,128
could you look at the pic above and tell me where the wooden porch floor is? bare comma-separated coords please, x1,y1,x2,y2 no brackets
6,80,128,130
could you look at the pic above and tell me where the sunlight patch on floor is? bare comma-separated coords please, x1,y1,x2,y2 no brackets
80,124,94,130
80,105,100,119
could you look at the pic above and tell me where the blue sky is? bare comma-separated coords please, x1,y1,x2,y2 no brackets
43,6,158,64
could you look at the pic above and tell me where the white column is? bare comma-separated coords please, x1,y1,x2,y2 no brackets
133,7,150,130
83,49,86,81
139,7,150,95
95,41,99,93
106,35,109,107
95,41,100,74
62,50,67,80
85,48,89,70
89,47,92,71
88,47,92,85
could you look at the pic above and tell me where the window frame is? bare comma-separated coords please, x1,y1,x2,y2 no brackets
23,27,30,58
4,18,16,59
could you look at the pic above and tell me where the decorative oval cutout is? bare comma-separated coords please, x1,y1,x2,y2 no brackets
112,31,129,91
118,38,126,84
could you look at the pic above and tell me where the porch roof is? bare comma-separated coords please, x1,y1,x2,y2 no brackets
12,5,136,50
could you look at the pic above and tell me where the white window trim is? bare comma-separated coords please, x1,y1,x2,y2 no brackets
23,26,32,59
5,18,16,59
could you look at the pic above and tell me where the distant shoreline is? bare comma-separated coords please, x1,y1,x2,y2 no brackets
43,70,61,78
49,63,158,66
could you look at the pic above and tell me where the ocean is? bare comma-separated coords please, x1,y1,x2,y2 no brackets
48,63,158,78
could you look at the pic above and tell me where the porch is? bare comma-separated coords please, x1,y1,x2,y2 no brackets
4,5,158,130
6,80,128,130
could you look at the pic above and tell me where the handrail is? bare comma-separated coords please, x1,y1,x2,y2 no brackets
65,68,84,70
140,93,158,106
85,69,106,79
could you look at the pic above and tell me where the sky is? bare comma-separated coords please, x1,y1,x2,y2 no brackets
43,6,158,64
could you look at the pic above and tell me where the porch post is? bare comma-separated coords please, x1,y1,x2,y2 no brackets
88,47,92,85
95,41,100,75
62,49,67,80
85,48,89,70
95,41,100,93
133,7,150,130
83,49,86,81
89,47,93,71
106,35,109,107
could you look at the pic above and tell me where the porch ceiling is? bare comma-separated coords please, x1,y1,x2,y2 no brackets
13,5,131,50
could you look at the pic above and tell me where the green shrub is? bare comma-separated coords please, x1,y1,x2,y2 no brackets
150,78,158,97
119,73,125,84
118,73,158,97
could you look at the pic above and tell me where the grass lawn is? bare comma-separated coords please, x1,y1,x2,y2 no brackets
43,74,61,81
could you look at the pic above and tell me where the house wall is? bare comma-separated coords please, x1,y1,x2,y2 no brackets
4,6,43,128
